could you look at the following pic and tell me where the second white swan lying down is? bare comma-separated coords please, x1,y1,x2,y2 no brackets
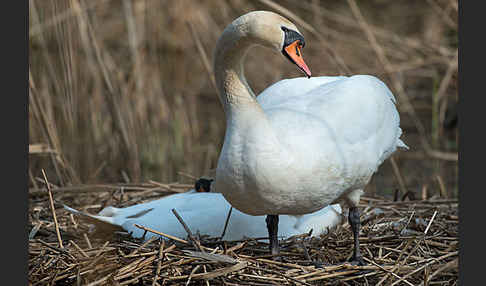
64,190,342,242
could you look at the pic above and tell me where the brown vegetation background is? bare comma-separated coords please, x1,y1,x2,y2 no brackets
29,0,458,199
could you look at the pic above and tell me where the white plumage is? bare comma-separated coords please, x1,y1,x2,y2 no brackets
212,12,408,217
64,191,343,242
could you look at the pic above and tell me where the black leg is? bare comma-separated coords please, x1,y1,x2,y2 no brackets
265,215,280,257
348,207,365,265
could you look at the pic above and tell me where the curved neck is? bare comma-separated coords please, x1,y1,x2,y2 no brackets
213,23,261,116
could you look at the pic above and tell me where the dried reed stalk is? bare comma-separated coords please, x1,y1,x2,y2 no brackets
41,169,64,249
346,0,457,163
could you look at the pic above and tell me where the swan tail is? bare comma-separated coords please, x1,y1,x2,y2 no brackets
397,139,409,150
63,204,123,233
396,127,409,150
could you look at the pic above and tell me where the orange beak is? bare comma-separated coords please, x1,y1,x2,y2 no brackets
284,40,311,78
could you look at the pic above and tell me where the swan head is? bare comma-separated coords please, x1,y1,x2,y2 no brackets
229,11,312,78
195,178,214,193
279,26,311,78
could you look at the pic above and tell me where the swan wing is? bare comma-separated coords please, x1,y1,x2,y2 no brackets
257,76,348,108
260,75,406,169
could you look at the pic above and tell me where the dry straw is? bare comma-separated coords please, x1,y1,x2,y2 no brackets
29,0,458,192
29,1,458,284
29,182,458,285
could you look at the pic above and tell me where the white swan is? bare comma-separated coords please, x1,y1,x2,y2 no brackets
64,190,343,242
211,11,408,264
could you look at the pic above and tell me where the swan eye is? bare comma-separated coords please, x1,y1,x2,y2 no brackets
281,26,305,50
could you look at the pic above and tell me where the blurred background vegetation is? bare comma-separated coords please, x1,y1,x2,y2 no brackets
29,0,458,199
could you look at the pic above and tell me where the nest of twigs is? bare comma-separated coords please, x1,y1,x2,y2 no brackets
28,182,458,285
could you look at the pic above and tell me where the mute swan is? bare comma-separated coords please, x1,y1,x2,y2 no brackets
211,11,407,265
64,189,343,242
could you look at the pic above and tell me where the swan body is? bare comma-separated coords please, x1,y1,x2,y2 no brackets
64,191,343,241
212,11,408,217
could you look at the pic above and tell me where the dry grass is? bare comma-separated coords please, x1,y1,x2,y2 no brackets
28,0,459,284
29,0,458,198
28,184,458,285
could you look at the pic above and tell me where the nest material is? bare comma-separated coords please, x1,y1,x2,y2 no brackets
28,184,458,285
